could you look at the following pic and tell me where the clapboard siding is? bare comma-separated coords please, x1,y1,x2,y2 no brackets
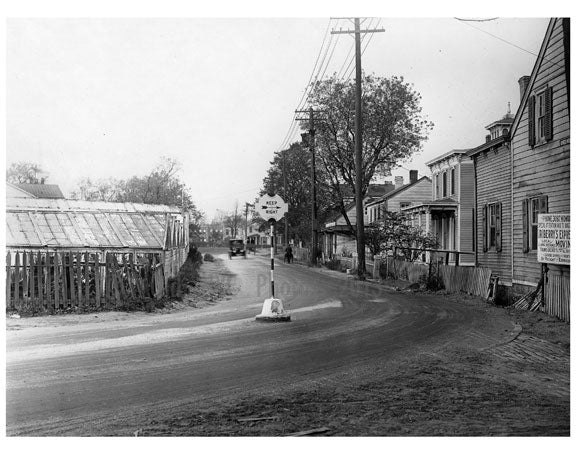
511,18,570,287
387,179,432,212
458,162,475,255
474,144,512,283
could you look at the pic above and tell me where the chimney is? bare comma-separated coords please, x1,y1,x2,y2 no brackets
518,75,530,101
394,176,404,189
409,170,418,184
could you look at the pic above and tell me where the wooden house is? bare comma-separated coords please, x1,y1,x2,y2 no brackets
467,109,514,301
365,171,431,223
5,198,190,312
508,18,570,320
403,150,475,265
322,183,396,258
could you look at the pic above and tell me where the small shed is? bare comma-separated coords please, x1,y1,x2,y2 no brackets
5,198,190,312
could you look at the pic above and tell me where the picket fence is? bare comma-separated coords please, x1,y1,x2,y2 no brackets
6,249,185,313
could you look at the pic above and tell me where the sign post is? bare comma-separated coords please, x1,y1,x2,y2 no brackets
255,194,290,322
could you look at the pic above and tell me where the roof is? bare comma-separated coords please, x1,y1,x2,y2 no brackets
14,183,65,199
509,18,557,139
324,201,356,224
467,135,509,158
402,198,459,212
485,114,514,130
339,183,395,202
6,182,36,198
6,198,182,250
425,149,471,167
365,176,431,208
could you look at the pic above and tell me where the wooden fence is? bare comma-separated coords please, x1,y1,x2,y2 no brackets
383,257,429,283
544,273,570,322
438,265,493,298
5,249,184,313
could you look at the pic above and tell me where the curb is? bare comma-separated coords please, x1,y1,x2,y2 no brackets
480,322,523,351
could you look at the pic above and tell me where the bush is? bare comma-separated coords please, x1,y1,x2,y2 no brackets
203,253,215,262
325,258,342,271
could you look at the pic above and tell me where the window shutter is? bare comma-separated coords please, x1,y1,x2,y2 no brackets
544,87,553,141
482,204,487,252
528,95,536,147
495,202,502,252
540,195,548,213
522,199,529,252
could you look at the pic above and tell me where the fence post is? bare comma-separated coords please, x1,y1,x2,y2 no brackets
6,251,12,309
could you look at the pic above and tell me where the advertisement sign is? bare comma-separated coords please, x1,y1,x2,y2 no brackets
537,213,570,265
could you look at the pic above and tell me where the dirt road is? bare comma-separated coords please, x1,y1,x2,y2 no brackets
6,252,570,436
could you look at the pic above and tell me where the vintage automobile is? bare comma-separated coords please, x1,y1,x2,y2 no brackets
228,238,246,259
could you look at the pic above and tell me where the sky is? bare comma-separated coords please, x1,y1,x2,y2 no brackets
4,6,555,220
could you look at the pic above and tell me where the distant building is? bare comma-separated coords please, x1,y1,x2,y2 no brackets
323,180,413,258
403,150,475,265
9,183,65,199
365,170,431,223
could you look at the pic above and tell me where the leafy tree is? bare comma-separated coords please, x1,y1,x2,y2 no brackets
70,177,122,202
224,202,243,239
72,156,205,239
306,73,433,234
6,161,46,184
365,210,439,261
260,141,333,245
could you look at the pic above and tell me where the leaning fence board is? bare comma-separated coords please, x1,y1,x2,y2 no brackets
94,253,101,307
6,252,12,308
54,252,60,308
22,251,28,302
74,252,82,308
84,253,90,306
13,251,20,307
29,252,35,302
67,252,75,304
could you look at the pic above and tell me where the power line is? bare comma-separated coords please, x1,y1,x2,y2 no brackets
342,18,378,81
454,17,499,22
274,19,333,154
455,18,564,70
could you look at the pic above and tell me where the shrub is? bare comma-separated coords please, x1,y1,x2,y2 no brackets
203,253,215,262
325,258,342,271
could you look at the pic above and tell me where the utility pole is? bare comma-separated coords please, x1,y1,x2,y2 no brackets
244,202,253,244
296,107,326,266
282,149,288,248
332,18,385,280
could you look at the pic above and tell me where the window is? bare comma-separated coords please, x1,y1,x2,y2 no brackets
450,168,456,195
522,195,548,252
482,202,502,252
442,171,447,198
434,174,439,199
400,202,411,209
528,87,553,146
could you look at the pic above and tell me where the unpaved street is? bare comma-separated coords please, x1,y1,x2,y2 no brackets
6,252,570,436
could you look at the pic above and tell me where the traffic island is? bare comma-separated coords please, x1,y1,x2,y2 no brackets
255,298,291,322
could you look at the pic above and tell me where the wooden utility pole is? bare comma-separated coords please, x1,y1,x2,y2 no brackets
332,18,385,280
282,150,288,248
296,107,325,266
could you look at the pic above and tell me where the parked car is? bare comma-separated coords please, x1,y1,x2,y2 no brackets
228,239,246,259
